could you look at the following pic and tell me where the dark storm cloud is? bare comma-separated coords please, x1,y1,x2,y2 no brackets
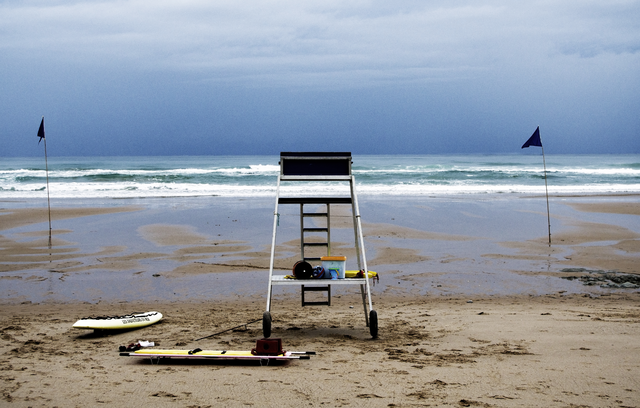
1,1,639,155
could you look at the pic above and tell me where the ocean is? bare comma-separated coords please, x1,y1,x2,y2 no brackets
1,154,639,200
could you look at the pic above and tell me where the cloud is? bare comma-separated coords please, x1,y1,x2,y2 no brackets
0,1,577,88
3,1,639,93
552,1,640,58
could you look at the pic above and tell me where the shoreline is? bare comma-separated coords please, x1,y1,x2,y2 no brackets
2,191,640,203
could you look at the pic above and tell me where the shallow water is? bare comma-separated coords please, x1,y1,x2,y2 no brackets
1,195,638,304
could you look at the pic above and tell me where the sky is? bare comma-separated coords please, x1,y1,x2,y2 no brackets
1,0,639,157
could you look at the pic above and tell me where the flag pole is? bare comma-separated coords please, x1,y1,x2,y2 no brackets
38,116,52,248
44,135,52,248
540,141,551,247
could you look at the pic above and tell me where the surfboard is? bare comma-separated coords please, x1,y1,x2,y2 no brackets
121,348,314,361
72,311,163,330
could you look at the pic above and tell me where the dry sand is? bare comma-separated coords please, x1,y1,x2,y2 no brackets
1,294,639,407
1,197,639,406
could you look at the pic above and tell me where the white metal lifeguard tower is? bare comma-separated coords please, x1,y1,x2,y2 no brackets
263,152,378,338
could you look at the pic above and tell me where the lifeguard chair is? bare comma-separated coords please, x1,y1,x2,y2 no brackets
263,152,378,338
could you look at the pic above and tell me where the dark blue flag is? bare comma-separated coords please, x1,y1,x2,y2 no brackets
37,117,45,145
521,126,542,148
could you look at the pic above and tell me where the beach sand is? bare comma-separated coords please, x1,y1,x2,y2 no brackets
1,294,639,407
1,195,639,406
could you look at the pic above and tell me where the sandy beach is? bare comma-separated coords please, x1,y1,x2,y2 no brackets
1,194,639,406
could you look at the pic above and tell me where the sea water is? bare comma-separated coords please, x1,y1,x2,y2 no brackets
1,154,639,199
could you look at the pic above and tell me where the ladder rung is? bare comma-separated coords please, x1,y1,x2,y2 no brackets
303,242,328,247
302,212,328,217
302,301,330,306
303,228,329,232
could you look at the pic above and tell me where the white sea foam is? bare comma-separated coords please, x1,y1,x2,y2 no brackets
1,155,639,199
2,181,639,199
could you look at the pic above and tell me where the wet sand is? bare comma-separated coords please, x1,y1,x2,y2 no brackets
1,195,639,302
1,194,639,406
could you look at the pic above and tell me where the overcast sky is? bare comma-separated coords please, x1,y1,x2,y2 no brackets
2,1,639,157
